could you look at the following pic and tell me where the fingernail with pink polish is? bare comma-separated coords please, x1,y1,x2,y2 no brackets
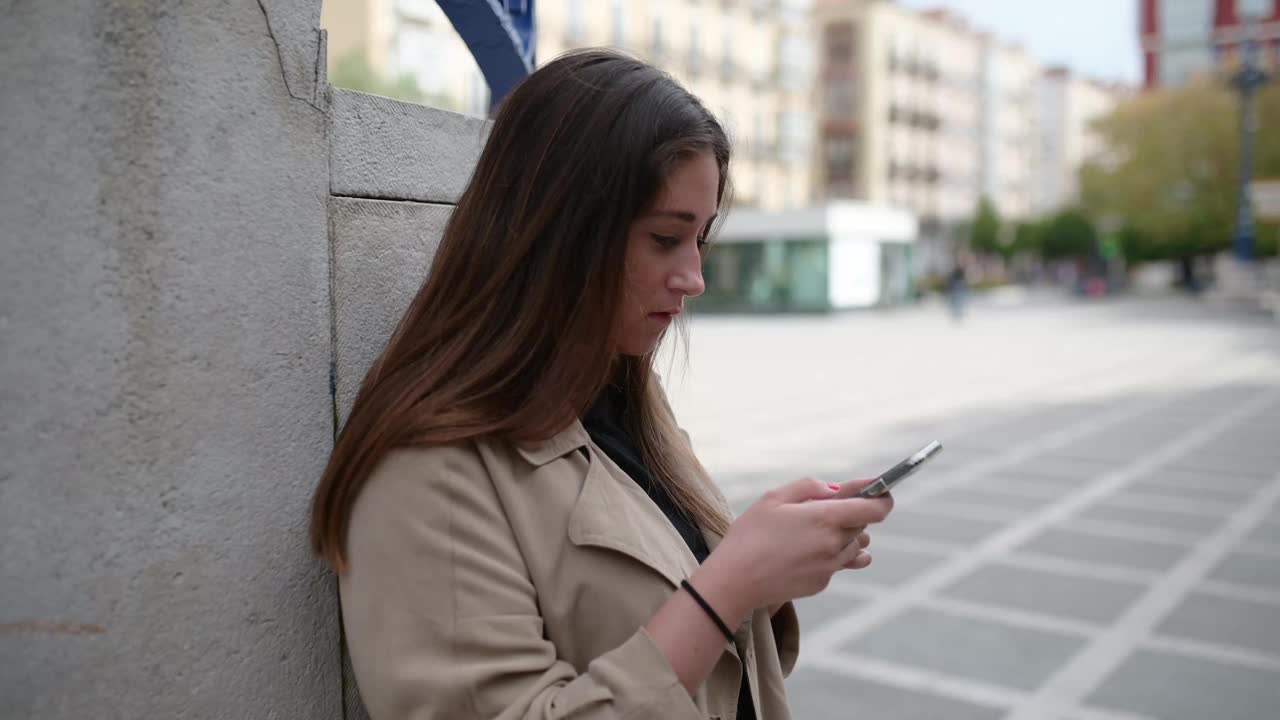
828,483,841,491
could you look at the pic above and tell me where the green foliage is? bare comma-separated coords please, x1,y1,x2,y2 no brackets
1255,221,1280,257
1078,79,1280,260
1013,220,1044,256
1115,223,1154,263
329,50,450,107
969,196,1003,257
1039,209,1098,260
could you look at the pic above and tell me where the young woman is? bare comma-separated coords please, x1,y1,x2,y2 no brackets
310,49,893,720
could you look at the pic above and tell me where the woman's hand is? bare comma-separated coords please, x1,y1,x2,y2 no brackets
833,478,879,570
648,477,892,694
696,477,893,617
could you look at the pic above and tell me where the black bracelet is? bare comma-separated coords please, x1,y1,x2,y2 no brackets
680,579,735,644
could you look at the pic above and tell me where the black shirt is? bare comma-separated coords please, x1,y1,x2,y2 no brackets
582,385,756,720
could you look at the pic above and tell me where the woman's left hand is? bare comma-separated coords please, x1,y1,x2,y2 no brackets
830,478,876,570
769,528,872,616
842,530,872,569
765,478,878,616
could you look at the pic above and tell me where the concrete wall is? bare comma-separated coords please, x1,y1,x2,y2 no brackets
328,88,487,719
1,2,488,716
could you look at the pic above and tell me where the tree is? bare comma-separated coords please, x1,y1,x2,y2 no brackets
969,196,1003,257
1079,79,1280,261
1039,209,1097,261
1115,223,1153,263
1013,220,1044,257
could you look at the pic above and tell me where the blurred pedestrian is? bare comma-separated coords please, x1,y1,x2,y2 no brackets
947,258,970,322
309,49,893,720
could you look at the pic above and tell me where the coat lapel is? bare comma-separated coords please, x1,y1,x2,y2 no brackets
517,420,698,589
567,446,699,590
569,443,745,662
520,419,744,663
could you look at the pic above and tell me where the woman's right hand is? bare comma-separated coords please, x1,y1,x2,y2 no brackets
648,477,892,695
697,478,894,615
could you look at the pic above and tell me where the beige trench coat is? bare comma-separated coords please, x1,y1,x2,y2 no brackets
340,416,800,720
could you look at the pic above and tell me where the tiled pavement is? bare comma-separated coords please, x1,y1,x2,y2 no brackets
664,294,1280,720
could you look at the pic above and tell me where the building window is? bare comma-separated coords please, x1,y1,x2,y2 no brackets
824,132,856,185
780,34,811,91
566,0,584,43
748,38,769,87
720,109,737,149
778,111,811,163
610,0,626,47
824,22,854,68
689,26,702,76
721,26,734,81
1162,0,1213,43
752,112,766,158
824,82,855,116
921,60,940,83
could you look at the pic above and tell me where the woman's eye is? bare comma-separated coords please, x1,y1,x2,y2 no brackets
652,234,681,248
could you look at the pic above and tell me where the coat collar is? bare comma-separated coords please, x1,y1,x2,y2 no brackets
514,418,693,585
567,446,698,590
519,417,733,578
519,417,747,661
564,442,745,661
514,419,591,467
515,415,743,649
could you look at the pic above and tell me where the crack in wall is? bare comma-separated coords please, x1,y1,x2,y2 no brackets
256,0,324,112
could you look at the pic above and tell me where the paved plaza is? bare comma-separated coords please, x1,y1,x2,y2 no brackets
663,292,1280,720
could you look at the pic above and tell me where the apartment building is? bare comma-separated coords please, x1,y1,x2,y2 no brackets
978,32,1040,222
1037,67,1129,213
537,0,815,210
1141,0,1280,89
814,1,988,271
323,0,814,210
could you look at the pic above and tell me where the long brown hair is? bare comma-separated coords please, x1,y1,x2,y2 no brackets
311,49,734,571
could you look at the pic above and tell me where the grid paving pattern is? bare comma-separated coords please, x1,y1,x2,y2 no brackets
664,294,1280,720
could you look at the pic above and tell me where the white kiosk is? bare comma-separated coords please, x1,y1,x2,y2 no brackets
701,201,919,312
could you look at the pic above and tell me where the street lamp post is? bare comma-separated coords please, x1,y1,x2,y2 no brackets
1232,7,1270,264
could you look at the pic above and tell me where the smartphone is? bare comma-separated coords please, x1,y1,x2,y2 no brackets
855,440,943,498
